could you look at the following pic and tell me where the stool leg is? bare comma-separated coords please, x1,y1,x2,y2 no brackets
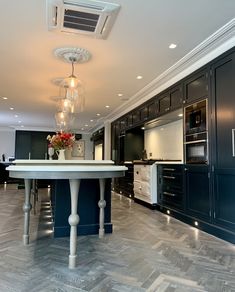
32,179,37,214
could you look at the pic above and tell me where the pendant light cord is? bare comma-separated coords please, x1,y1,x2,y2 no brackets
71,60,75,76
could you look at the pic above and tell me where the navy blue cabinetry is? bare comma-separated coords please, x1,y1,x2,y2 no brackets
158,164,184,211
185,165,211,221
211,50,235,232
158,84,183,115
183,68,209,104
51,179,112,237
214,169,235,232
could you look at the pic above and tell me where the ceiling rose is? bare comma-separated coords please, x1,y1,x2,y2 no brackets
54,47,91,64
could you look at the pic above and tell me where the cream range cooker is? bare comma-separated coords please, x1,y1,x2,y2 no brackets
133,160,183,207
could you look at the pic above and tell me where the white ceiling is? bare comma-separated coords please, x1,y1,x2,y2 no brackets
0,0,235,133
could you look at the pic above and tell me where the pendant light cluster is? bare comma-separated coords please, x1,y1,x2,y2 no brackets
54,47,91,131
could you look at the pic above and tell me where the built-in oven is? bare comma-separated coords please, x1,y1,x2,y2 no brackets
185,132,208,164
184,99,208,164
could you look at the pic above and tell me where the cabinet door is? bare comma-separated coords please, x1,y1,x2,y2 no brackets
31,132,48,159
212,51,235,168
214,170,235,231
159,92,170,114
148,98,158,119
212,50,235,231
185,165,211,221
15,131,31,159
111,121,120,162
184,69,209,103
120,118,127,132
170,85,183,110
140,106,148,122
15,130,53,159
127,113,133,128
132,110,141,125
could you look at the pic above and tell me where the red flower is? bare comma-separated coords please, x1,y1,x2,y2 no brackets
47,132,75,150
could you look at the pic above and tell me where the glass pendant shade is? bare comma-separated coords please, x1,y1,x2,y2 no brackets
53,47,90,130
60,78,84,98
71,95,85,113
55,111,74,131
65,75,79,89
57,98,74,113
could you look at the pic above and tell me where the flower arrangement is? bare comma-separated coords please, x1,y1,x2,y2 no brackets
47,132,75,150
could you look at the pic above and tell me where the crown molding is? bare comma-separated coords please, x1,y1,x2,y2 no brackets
0,127,15,132
101,18,235,124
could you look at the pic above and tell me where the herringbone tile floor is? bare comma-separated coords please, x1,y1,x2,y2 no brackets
0,183,235,292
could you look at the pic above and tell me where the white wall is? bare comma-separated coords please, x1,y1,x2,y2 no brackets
0,129,15,162
81,133,93,160
144,120,183,161
94,143,103,160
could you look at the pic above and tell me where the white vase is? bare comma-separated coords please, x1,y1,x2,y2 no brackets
56,149,66,160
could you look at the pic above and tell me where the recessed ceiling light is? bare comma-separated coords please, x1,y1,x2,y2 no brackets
169,43,177,49
21,125,24,128
136,75,143,80
178,113,183,117
18,121,22,123
2,96,8,100
10,107,14,110
118,93,123,97
96,113,101,116
90,119,94,122
85,124,88,127
14,114,18,118
105,105,110,108
81,128,84,131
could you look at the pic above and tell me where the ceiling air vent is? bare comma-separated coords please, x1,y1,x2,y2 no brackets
47,0,120,39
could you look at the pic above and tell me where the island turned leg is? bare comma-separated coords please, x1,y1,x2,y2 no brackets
68,179,80,269
98,178,106,238
23,179,32,245
32,179,37,215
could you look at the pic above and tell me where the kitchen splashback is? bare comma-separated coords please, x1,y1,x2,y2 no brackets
144,119,183,161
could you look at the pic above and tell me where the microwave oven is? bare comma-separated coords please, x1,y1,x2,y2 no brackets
185,99,207,135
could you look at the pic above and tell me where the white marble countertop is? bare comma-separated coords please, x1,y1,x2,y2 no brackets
12,159,115,165
7,160,127,180
154,161,183,164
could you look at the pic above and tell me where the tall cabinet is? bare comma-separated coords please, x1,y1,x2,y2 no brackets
211,50,235,232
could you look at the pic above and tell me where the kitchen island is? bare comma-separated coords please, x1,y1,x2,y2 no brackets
7,160,127,268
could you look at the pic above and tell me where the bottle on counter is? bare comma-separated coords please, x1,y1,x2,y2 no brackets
2,154,5,162
142,149,147,160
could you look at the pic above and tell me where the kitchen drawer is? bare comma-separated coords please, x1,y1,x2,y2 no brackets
134,164,150,181
158,164,184,210
134,181,151,195
134,185,152,203
161,191,183,209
